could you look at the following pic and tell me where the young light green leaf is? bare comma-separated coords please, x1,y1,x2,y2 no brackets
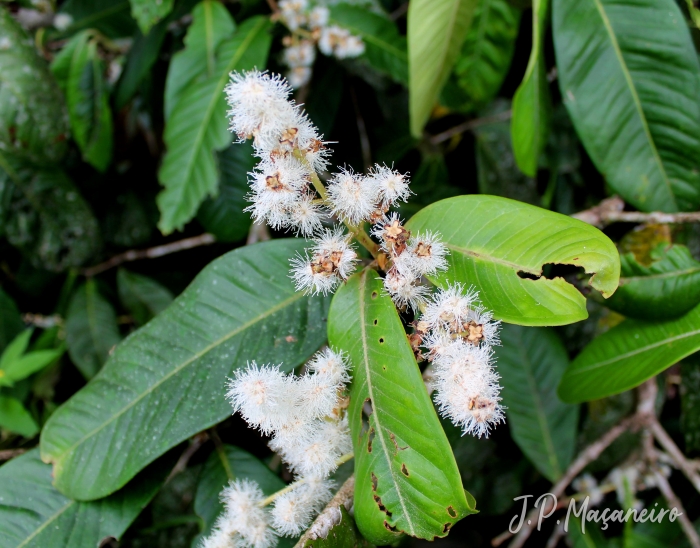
157,16,271,234
408,0,478,136
602,245,700,320
0,7,69,164
511,0,551,177
0,329,33,373
197,142,257,242
130,0,174,34
193,444,285,544
330,4,408,84
0,288,23,354
0,154,101,272
0,396,38,437
405,195,621,326
117,269,175,326
552,0,700,212
559,303,700,403
164,0,236,119
0,449,168,548
3,347,64,385
497,325,579,481
452,0,521,111
65,280,121,379
328,269,475,545
41,239,331,500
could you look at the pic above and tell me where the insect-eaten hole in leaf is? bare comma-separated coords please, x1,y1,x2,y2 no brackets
389,431,408,453
373,491,392,517
373,319,378,325
384,521,399,532
371,291,378,299
379,337,384,344
371,472,378,491
360,398,373,441
517,263,589,286
447,506,457,518
442,523,452,533
401,463,409,476
368,427,375,453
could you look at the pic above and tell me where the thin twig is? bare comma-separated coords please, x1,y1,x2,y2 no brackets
390,3,409,20
652,469,700,548
165,433,208,483
265,0,280,14
573,195,700,227
82,233,217,277
246,221,271,245
430,110,512,145
649,418,700,494
0,448,27,462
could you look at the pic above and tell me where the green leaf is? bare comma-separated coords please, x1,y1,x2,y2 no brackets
552,0,700,212
157,16,271,234
0,154,101,272
164,0,236,120
328,269,475,545
330,4,408,84
197,142,256,242
602,245,700,320
511,0,551,177
4,347,65,384
299,506,370,548
0,449,168,548
130,0,175,34
0,396,38,437
405,195,621,326
65,280,122,379
0,329,32,372
0,7,69,164
40,239,330,500
0,288,24,354
117,269,175,326
496,325,579,481
452,0,521,111
193,444,285,544
681,357,700,452
408,0,478,137
559,303,700,403
57,0,136,38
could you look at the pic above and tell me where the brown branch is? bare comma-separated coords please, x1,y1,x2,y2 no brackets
430,109,512,145
649,418,700,494
265,0,280,14
165,432,208,483
653,469,700,548
294,475,355,548
82,233,216,277
246,221,271,246
573,196,700,228
0,448,28,462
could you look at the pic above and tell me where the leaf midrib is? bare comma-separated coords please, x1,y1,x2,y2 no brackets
16,499,74,548
358,270,414,536
444,242,541,275
590,0,675,208
47,287,307,466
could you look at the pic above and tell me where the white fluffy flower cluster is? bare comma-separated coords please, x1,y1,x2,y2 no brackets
278,0,365,88
200,349,352,548
415,283,505,438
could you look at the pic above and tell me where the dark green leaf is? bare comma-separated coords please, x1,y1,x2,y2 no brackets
0,288,24,354
193,444,285,544
552,0,700,212
602,245,700,320
57,0,136,38
130,0,175,34
497,325,579,481
65,280,122,379
117,268,175,326
452,0,521,111
0,395,38,437
681,357,700,452
559,303,700,403
0,449,168,548
164,0,236,120
408,0,478,136
157,16,271,234
41,239,330,500
405,195,621,325
328,268,475,545
197,142,256,242
0,154,101,272
511,0,551,177
330,4,408,84
0,7,69,164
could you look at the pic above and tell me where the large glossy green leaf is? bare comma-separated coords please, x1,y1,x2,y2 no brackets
193,444,285,545
559,303,700,403
497,325,579,481
117,268,175,326
452,0,520,111
0,396,38,437
130,0,175,34
552,0,700,212
66,280,122,379
602,245,700,320
405,195,620,326
328,268,475,545
197,142,256,242
157,16,271,234
164,0,236,120
511,0,551,177
330,4,408,84
0,7,68,164
0,288,23,354
0,154,101,272
408,0,478,137
0,449,167,548
41,239,330,500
